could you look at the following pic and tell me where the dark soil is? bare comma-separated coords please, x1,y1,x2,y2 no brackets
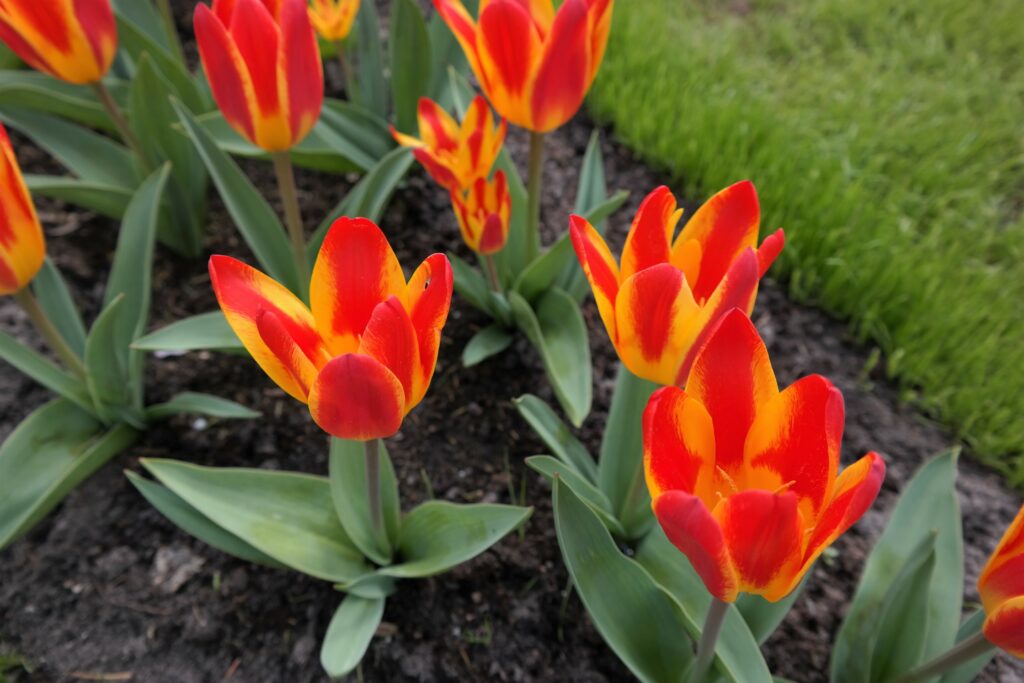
2,6,1023,683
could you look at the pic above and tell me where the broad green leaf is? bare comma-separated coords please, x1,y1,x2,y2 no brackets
335,572,398,600
115,15,205,112
553,479,692,683
635,529,774,683
0,71,117,130
381,501,531,578
937,610,997,683
145,392,259,421
735,576,807,644
173,100,300,292
833,450,964,682
427,12,468,104
492,148,530,282
319,99,395,170
598,364,658,539
513,394,597,482
320,595,385,678
85,297,138,424
449,251,496,317
30,258,86,357
0,330,94,413
328,438,401,566
525,455,623,536
462,324,513,367
509,288,592,427
350,1,386,116
0,400,137,550
24,175,133,218
111,0,172,53
142,459,370,583
126,471,283,567
133,311,243,353
389,0,431,133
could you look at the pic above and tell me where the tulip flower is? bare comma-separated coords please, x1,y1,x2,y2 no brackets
308,0,361,42
451,171,511,256
978,504,1024,658
392,96,507,194
210,217,453,441
644,309,885,604
0,0,117,85
571,182,785,387
0,124,44,298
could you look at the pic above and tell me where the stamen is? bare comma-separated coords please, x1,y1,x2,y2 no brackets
772,480,797,495
716,466,740,494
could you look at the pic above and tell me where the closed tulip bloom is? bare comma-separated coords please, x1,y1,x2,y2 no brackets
434,0,613,133
571,182,784,387
978,505,1024,658
0,124,45,296
210,218,453,440
451,171,511,255
308,0,360,42
392,96,506,193
644,309,885,603
195,0,324,152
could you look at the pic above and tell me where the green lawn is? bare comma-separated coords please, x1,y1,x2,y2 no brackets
588,0,1024,481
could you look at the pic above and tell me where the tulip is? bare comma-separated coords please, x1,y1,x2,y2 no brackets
392,96,507,194
644,308,885,605
0,0,117,85
571,182,785,387
979,504,1024,658
0,124,44,298
308,0,361,42
210,217,453,441
451,171,511,256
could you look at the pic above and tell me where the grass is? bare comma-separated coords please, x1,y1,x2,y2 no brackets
588,0,1024,482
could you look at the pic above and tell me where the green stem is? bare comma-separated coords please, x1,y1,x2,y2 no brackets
484,254,503,293
890,632,994,683
155,0,187,64
364,438,383,534
271,151,310,301
13,287,86,380
690,598,729,683
525,131,545,263
90,81,149,170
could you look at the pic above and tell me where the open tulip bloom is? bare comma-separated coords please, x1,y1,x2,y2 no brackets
451,170,511,288
979,504,1024,659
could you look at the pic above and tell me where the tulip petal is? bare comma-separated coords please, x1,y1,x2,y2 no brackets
229,0,292,150
527,0,590,132
404,253,454,408
979,505,1024,612
419,97,460,153
0,125,44,295
983,596,1024,659
73,0,117,78
643,386,715,501
620,186,681,282
256,309,320,399
585,0,613,84
209,255,327,401
757,228,785,278
714,489,804,602
433,0,483,76
280,0,323,146
358,296,419,406
0,0,112,84
653,491,738,603
195,3,258,143
569,214,620,344
311,217,406,355
308,353,405,440
477,0,542,125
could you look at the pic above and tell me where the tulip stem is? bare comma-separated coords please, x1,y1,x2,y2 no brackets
334,41,352,94
525,131,545,263
90,81,149,171
890,632,994,683
271,151,310,302
691,598,728,683
13,286,86,380
364,438,383,534
155,0,186,65
484,254,503,293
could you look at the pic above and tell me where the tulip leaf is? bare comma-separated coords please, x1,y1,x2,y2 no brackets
0,330,94,414
462,324,514,367
141,459,370,583
320,594,386,679
0,71,118,131
335,572,398,600
513,394,597,482
598,364,658,539
832,450,964,682
509,288,593,427
635,529,774,683
126,471,283,568
561,130,613,299
173,100,300,293
525,456,624,537
390,0,432,133
381,501,532,578
0,400,138,550
115,14,206,113
492,149,530,283
937,610,997,683
735,575,808,644
328,438,401,566
133,311,243,353
24,175,133,218
145,392,260,421
85,297,138,425
427,11,470,105
30,258,87,357
350,0,387,117
553,478,693,683
111,0,173,55
449,252,496,317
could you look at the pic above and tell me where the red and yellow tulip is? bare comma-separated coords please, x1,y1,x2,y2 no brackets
308,0,361,42
571,182,784,387
210,218,453,440
451,170,511,255
392,96,506,193
978,504,1024,658
0,124,45,296
195,0,324,152
434,0,613,133
644,309,885,603
0,0,117,85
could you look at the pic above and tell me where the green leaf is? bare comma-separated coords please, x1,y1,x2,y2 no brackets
85,297,137,424
381,501,531,578
449,251,496,317
350,0,386,117
635,529,774,683
513,235,575,303
126,471,283,567
319,99,395,170
0,400,137,550
320,595,385,679
0,70,117,130
427,12,468,105
115,14,205,112
598,364,658,539
735,576,807,644
173,100,300,292
389,0,431,133
335,572,398,600
111,0,172,54
24,175,133,218
937,610,997,683
328,438,401,566
509,288,592,427
133,311,243,353
145,392,259,421
0,330,94,413
513,394,597,482
525,455,623,536
492,148,530,282
141,459,370,583
30,258,86,357
832,450,964,682
462,324,513,367
553,478,693,683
